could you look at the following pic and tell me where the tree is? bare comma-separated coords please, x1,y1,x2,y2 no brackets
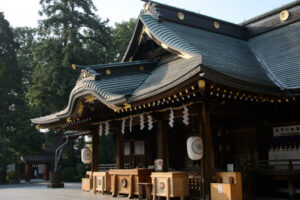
0,12,19,175
0,13,33,183
14,27,38,90
27,0,114,115
112,18,137,61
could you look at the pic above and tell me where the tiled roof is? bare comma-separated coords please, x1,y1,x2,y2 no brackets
31,1,300,125
249,21,300,90
129,56,201,102
140,14,276,88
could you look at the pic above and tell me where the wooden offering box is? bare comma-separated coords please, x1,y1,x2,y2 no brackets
109,168,152,198
151,172,189,200
82,171,93,191
210,172,242,200
93,171,111,195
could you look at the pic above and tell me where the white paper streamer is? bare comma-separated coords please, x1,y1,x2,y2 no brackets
169,109,174,128
183,106,189,125
121,118,125,134
140,114,145,130
98,124,103,136
129,116,133,132
147,115,153,130
105,122,110,135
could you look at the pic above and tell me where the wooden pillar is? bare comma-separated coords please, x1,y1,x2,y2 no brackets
200,104,214,200
43,162,50,180
25,163,31,182
157,117,168,171
115,127,124,169
92,130,99,172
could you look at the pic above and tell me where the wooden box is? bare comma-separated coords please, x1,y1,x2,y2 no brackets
109,168,152,198
82,178,93,191
93,171,111,194
151,172,189,200
82,171,93,191
210,172,242,200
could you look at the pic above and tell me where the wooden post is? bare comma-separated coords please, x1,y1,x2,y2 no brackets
43,162,50,180
200,104,214,200
25,163,31,182
112,175,117,197
152,177,157,200
92,130,99,172
157,116,168,171
115,126,124,169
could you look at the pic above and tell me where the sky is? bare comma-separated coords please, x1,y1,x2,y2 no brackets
0,0,296,28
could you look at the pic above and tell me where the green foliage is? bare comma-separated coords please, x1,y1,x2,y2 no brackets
14,27,38,89
61,167,80,182
27,0,115,116
6,171,19,183
112,18,137,61
0,0,136,182
0,12,23,181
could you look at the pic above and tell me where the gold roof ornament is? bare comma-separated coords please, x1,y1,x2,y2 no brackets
145,3,150,11
213,21,220,29
82,70,87,78
161,43,168,49
106,69,111,75
178,12,184,20
279,10,289,21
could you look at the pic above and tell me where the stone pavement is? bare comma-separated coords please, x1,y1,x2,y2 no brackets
0,181,128,200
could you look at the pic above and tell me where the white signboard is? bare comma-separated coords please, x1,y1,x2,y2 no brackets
273,125,300,137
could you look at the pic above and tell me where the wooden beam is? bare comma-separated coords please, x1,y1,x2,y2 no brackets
115,125,124,169
200,103,214,200
157,115,168,171
92,130,99,171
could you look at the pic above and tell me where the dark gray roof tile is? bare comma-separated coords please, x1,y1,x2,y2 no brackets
140,14,276,87
250,21,300,89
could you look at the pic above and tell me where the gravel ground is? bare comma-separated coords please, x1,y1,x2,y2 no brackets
0,181,128,200
0,180,291,200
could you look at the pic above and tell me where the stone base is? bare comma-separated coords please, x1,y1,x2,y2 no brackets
47,183,64,188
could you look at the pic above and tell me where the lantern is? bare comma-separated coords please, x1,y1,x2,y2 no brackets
187,136,203,160
81,147,92,164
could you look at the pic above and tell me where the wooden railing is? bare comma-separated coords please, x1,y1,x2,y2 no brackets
98,163,133,170
253,159,300,172
98,164,116,171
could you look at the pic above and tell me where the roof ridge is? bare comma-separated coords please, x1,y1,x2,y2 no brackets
241,0,300,25
144,0,241,27
73,60,155,69
139,14,202,57
142,1,249,40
